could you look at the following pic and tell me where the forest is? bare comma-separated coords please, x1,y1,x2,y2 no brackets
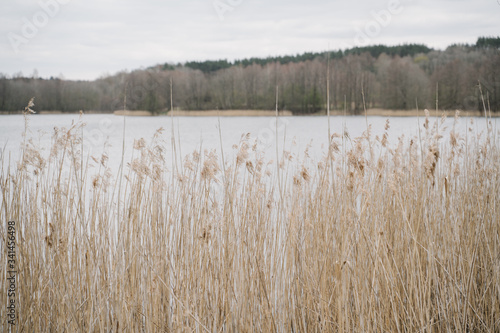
1,37,499,114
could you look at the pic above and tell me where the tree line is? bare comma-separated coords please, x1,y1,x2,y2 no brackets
1,38,499,114
184,44,432,73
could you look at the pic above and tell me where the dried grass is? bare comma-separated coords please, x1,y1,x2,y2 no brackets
1,105,499,332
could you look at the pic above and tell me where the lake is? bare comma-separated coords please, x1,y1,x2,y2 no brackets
0,114,497,171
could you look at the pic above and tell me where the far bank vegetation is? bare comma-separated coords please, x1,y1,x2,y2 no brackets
1,38,499,114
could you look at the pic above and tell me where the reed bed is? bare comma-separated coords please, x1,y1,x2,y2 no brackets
1,108,499,332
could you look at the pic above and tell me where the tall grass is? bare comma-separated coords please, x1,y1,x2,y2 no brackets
1,108,499,332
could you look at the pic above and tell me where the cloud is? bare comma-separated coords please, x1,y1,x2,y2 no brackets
0,0,498,80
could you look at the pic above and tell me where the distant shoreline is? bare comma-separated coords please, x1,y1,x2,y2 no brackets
165,110,293,117
321,108,496,118
0,109,497,117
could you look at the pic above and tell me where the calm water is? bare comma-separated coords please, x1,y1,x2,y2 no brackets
0,114,497,170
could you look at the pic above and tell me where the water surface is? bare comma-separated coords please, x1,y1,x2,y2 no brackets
1,114,496,170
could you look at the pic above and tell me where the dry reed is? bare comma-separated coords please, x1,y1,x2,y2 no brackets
1,106,499,332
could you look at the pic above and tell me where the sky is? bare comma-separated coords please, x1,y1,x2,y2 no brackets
1,0,499,81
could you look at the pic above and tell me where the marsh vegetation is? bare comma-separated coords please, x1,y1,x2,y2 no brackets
1,106,499,331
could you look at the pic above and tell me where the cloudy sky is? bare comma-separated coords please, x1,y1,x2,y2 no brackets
1,0,499,80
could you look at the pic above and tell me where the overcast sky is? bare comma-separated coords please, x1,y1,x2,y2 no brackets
1,0,499,80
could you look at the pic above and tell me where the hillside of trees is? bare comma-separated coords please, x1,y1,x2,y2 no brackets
1,38,499,114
